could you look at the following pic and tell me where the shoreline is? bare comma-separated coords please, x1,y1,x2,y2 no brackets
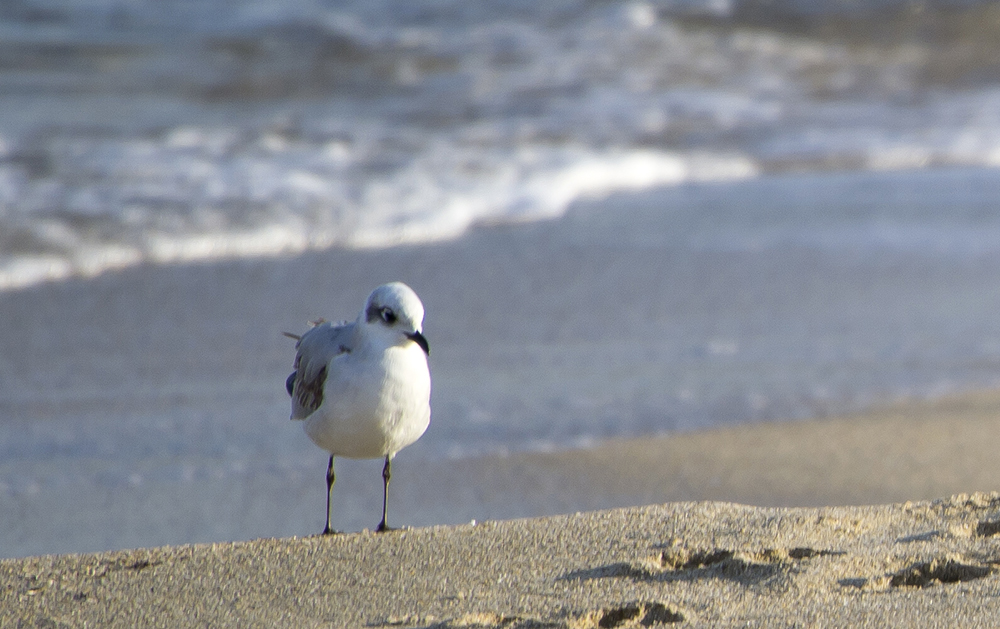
8,167,1000,557
391,388,1000,528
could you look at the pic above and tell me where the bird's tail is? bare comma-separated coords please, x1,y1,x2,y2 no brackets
282,317,328,342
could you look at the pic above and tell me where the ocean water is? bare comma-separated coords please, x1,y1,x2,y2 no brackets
6,0,1000,288
6,0,1000,557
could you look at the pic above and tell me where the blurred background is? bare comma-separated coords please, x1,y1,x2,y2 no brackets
5,0,1000,558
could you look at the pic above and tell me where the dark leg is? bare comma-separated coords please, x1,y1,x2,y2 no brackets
322,455,337,535
376,456,393,532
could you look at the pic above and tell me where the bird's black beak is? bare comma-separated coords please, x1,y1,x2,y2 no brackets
407,331,430,356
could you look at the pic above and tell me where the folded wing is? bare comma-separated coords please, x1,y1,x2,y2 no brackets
288,321,353,420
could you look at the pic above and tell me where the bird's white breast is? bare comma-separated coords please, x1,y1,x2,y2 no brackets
304,341,430,459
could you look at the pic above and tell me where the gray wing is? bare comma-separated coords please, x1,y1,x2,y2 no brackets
287,320,353,420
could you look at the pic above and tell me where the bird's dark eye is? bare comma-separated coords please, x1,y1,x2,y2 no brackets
380,307,397,324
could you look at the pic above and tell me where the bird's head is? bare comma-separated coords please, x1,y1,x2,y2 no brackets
362,282,429,355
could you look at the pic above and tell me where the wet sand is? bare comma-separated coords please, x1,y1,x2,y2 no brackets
382,388,1000,529
6,390,1000,627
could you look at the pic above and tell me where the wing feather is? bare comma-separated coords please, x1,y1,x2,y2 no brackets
288,320,352,420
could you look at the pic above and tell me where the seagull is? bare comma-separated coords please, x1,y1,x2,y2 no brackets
285,282,431,534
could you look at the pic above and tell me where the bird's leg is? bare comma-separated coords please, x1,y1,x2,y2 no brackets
376,456,393,532
322,455,337,535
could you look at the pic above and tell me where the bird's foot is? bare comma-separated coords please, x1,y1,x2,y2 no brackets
319,526,341,536
375,522,400,533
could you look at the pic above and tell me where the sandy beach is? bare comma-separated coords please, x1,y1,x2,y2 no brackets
6,390,1000,627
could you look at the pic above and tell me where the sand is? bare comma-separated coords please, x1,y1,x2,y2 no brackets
6,390,1000,627
7,494,1000,628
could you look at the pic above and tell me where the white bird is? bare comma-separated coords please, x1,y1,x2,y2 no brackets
285,282,431,534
